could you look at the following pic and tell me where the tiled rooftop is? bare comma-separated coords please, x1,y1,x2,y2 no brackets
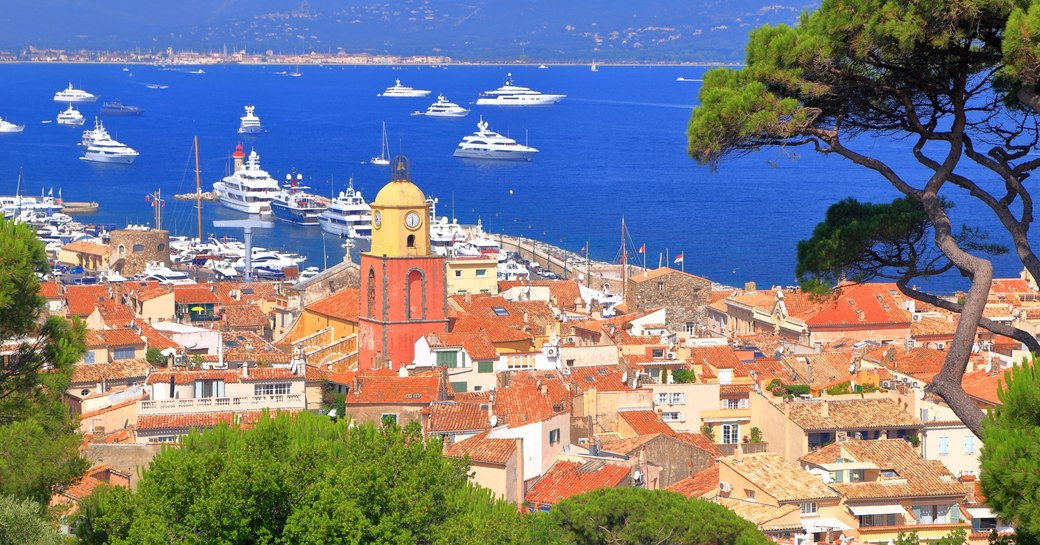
786,398,921,431
719,452,839,503
666,464,719,498
306,288,360,322
425,401,492,434
618,409,675,436
524,460,631,505
493,370,570,426
801,440,966,500
567,365,631,393
71,359,151,384
346,375,443,405
443,430,516,464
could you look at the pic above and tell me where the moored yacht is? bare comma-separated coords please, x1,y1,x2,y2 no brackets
57,104,85,126
212,144,281,215
318,178,372,238
238,105,263,134
270,172,330,226
475,73,565,106
80,117,110,147
378,79,431,97
81,136,138,164
426,196,467,256
101,100,144,116
53,82,98,102
453,117,538,161
413,94,470,117
0,117,25,133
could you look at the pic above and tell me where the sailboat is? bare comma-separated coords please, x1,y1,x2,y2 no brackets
591,60,599,72
288,64,302,77
370,122,390,166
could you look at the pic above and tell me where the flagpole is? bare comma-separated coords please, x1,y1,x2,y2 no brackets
642,245,646,273
658,252,663,269
586,240,590,287
681,253,685,273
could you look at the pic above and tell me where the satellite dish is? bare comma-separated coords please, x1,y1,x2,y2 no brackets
490,415,498,427
849,363,857,374
327,408,337,418
917,389,926,400
984,362,993,373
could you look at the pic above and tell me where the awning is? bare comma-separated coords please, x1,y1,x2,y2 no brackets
802,517,853,533
848,504,909,517
966,507,996,519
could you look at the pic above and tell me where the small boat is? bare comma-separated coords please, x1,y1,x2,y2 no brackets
475,73,565,106
80,136,139,164
187,68,205,74
270,172,330,226
145,83,168,89
288,65,302,77
591,60,599,72
371,122,390,165
414,94,470,118
101,100,144,116
378,79,431,98
57,104,85,126
538,64,549,69
0,117,25,133
238,105,263,134
453,116,538,161
53,82,98,102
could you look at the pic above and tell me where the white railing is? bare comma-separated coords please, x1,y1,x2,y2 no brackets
139,393,305,415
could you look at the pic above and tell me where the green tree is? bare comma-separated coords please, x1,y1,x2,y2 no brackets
144,347,166,366
71,484,135,545
981,362,1040,543
550,487,771,545
687,0,1040,437
0,495,63,545
0,219,87,503
672,369,696,384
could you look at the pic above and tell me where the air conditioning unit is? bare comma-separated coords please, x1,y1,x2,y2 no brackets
881,381,892,389
912,314,922,322
667,351,677,359
545,346,559,357
719,481,733,493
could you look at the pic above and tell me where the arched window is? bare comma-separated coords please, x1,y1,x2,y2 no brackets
157,243,166,253
406,269,424,319
117,245,126,260
366,267,377,318
132,244,145,252
407,234,415,248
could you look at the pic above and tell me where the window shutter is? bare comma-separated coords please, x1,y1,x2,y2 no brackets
477,360,494,373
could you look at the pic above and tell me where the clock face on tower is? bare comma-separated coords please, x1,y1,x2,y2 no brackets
373,210,382,228
405,211,421,230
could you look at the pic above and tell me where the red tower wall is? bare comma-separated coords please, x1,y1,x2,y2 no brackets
358,253,448,370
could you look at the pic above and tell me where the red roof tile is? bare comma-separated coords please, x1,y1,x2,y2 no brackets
568,365,631,393
223,303,268,328
71,359,151,384
674,432,725,457
426,401,492,434
444,430,517,464
65,285,111,317
99,328,145,347
427,331,498,361
39,281,62,298
525,460,630,505
172,285,220,304
146,369,241,385
63,240,109,256
619,409,675,436
805,283,911,327
306,288,361,322
346,375,443,405
493,371,570,425
136,411,271,431
666,465,719,498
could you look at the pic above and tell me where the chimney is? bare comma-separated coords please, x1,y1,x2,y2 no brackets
538,380,547,397
806,359,813,385
241,362,249,378
734,443,743,462
744,281,757,292
820,400,829,418
352,375,360,395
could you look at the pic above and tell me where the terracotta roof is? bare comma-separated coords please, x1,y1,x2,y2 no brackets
801,439,966,499
786,398,921,431
805,283,911,327
718,452,839,503
223,303,268,328
95,300,135,321
222,331,291,363
71,359,151,384
716,498,803,531
99,328,145,347
426,331,498,361
619,409,675,436
306,288,361,322
727,291,776,311
781,352,855,388
346,375,442,405
132,285,173,302
960,369,1005,406
666,464,719,498
242,367,300,381
62,240,109,256
136,411,269,431
689,346,747,374
212,282,278,305
84,330,105,348
132,320,180,350
911,316,958,338
426,401,492,434
58,465,130,502
990,278,1034,294
451,314,533,344
567,365,631,393
444,430,516,464
146,369,241,385
525,460,631,505
39,281,61,298
674,432,725,457
65,285,111,317
172,285,220,304
493,370,570,426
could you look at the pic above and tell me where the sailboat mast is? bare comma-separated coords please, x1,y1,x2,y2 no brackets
621,217,627,304
194,136,202,243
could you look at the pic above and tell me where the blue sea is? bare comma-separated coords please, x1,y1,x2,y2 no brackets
0,63,1025,293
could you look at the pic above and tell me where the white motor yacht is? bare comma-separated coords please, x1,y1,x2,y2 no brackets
81,136,139,164
140,262,196,285
453,117,539,161
80,117,110,147
53,82,98,102
318,178,372,238
426,197,467,256
475,73,565,106
413,94,470,117
238,105,263,134
378,79,431,97
0,117,25,133
270,172,330,226
57,104,85,126
212,144,281,215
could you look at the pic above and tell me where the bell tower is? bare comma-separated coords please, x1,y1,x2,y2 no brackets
358,155,448,370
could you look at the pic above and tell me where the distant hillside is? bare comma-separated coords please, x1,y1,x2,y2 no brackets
0,0,819,62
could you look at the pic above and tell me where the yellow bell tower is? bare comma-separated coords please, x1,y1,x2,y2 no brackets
369,155,431,257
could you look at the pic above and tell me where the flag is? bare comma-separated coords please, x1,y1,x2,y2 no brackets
673,252,684,264
580,244,586,255
638,243,645,254
48,187,53,196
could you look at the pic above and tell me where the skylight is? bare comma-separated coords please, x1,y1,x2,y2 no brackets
491,306,509,316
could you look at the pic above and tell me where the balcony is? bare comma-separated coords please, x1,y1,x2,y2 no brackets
139,394,305,415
